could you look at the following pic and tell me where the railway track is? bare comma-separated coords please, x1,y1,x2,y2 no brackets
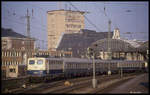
49,74,128,93
43,73,140,94
12,72,141,94
40,75,112,93
13,75,93,93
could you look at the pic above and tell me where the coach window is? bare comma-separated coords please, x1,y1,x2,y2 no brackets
68,64,70,68
67,64,69,68
71,64,72,69
37,60,43,65
75,64,77,69
127,63,129,67
71,64,73,69
72,64,74,69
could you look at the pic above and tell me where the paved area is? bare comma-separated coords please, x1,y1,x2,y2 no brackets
99,73,149,94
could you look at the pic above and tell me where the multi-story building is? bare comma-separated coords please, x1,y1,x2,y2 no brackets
47,9,85,50
2,28,35,78
2,28,35,50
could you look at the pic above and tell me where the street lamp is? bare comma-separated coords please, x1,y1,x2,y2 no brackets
92,54,97,88
87,47,97,88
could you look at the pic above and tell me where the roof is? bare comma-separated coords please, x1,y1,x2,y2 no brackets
120,39,141,48
36,57,145,64
57,29,113,57
137,41,149,52
2,28,27,38
90,38,136,52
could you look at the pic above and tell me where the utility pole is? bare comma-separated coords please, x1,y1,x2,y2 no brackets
107,19,112,75
108,20,111,58
26,9,30,60
26,9,33,59
26,9,30,38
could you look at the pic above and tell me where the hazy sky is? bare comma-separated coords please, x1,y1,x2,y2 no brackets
2,1,149,49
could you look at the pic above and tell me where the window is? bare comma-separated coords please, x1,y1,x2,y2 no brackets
6,52,8,56
16,52,18,57
29,60,35,65
7,51,9,57
4,52,6,56
2,52,3,57
37,60,43,65
19,52,21,56
5,62,6,66
9,52,12,56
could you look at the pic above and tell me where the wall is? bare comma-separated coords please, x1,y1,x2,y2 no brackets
47,10,85,50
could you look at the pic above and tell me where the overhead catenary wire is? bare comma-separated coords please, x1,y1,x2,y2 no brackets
3,13,47,50
92,3,107,30
69,2,103,32
3,7,47,32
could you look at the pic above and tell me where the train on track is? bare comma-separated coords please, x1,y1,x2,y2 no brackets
27,57,147,82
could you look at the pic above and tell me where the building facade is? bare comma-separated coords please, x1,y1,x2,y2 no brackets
2,28,35,50
2,28,35,78
2,37,35,50
47,9,85,50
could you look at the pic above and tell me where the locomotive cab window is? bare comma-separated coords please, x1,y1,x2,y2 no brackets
9,68,16,73
29,60,35,65
37,60,43,65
